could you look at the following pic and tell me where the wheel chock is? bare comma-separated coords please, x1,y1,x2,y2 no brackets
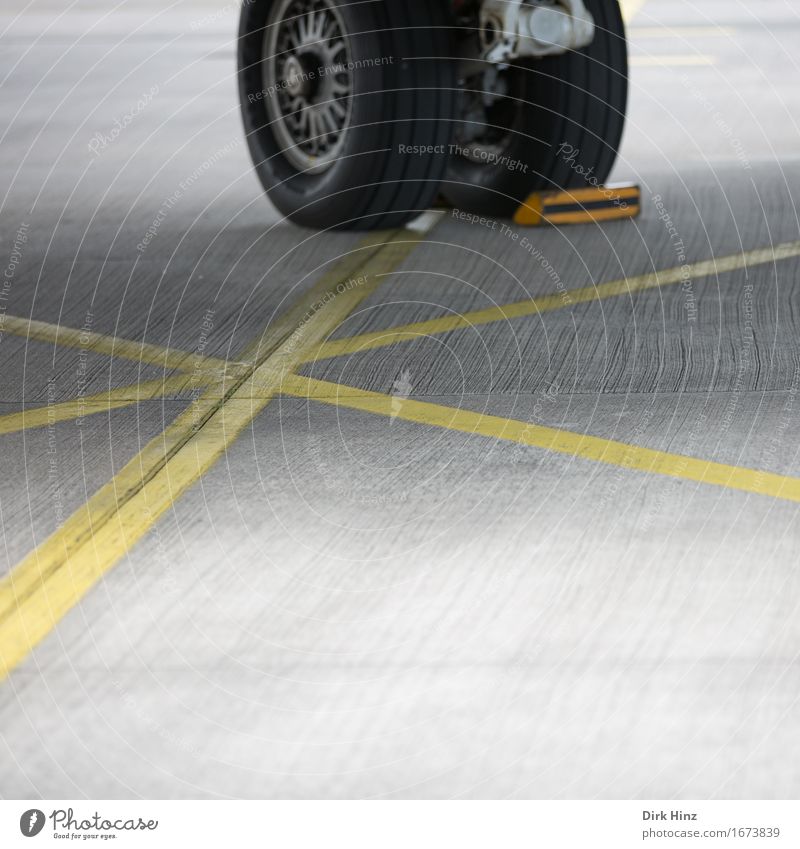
513,183,641,226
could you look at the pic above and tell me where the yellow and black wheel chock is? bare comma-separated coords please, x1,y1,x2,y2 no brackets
513,183,641,226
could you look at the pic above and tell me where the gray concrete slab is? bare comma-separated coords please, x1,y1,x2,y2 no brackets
304,251,800,399
1,0,800,802
2,397,799,798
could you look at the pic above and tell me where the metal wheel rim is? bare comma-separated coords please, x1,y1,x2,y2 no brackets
263,0,353,174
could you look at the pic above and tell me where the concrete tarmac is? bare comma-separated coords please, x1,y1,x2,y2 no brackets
1,0,799,799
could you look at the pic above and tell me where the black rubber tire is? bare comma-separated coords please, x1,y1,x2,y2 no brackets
238,0,457,230
441,0,628,217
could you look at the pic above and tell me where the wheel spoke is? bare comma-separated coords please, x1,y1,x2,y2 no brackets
307,110,320,154
320,105,338,135
328,39,346,59
296,13,307,42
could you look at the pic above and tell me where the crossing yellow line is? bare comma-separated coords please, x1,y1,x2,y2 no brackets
0,313,236,375
5,228,795,678
0,228,405,438
0,229,395,438
0,374,211,437
309,241,800,362
0,227,435,679
283,374,800,504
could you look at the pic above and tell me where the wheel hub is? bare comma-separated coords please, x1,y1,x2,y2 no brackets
283,54,313,99
264,0,353,174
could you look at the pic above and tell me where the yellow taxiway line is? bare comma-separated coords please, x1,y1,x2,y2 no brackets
309,241,800,362
4,222,799,679
0,226,436,679
283,374,800,505
0,374,213,437
0,228,420,440
0,312,237,375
